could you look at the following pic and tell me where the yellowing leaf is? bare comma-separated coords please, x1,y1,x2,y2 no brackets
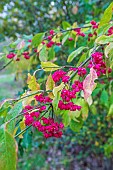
52,83,65,110
41,62,60,71
22,91,38,107
95,35,113,44
105,42,113,58
46,74,55,91
95,141,99,146
46,74,55,99
27,73,40,91
13,127,18,137
53,83,65,97
83,68,98,102
19,119,26,138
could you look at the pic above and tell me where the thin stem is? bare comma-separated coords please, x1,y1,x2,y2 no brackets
43,26,91,41
0,59,13,71
15,90,52,102
96,77,113,82
33,68,43,76
14,124,32,138
61,26,91,33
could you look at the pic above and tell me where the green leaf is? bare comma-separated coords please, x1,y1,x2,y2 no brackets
67,47,87,63
0,128,17,170
62,21,71,29
70,117,83,132
76,52,87,67
62,111,71,127
109,93,113,106
52,94,61,112
32,33,45,47
41,62,60,71
100,90,108,105
0,100,12,118
81,100,89,120
90,105,97,115
75,98,89,120
108,104,113,116
95,35,113,44
39,45,47,62
48,47,55,60
92,88,101,97
5,101,22,134
62,33,69,45
69,110,81,119
99,2,113,27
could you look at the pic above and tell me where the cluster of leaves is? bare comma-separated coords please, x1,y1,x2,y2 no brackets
0,2,113,170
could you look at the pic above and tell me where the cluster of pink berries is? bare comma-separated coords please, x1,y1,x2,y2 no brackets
88,31,97,41
61,89,76,102
74,28,85,37
22,52,30,60
72,80,83,92
23,105,64,138
58,80,83,111
52,70,68,83
33,117,64,138
70,67,87,77
90,20,98,29
43,29,61,48
24,105,40,126
88,52,112,76
6,51,31,61
58,100,81,111
34,93,52,103
7,52,16,59
87,20,98,41
107,26,113,36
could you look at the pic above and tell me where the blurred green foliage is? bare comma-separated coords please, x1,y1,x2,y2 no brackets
0,0,113,41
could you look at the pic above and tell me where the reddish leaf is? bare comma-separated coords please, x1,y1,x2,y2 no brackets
83,68,98,101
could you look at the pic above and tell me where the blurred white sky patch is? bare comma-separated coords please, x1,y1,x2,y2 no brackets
51,1,55,6
0,1,14,18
